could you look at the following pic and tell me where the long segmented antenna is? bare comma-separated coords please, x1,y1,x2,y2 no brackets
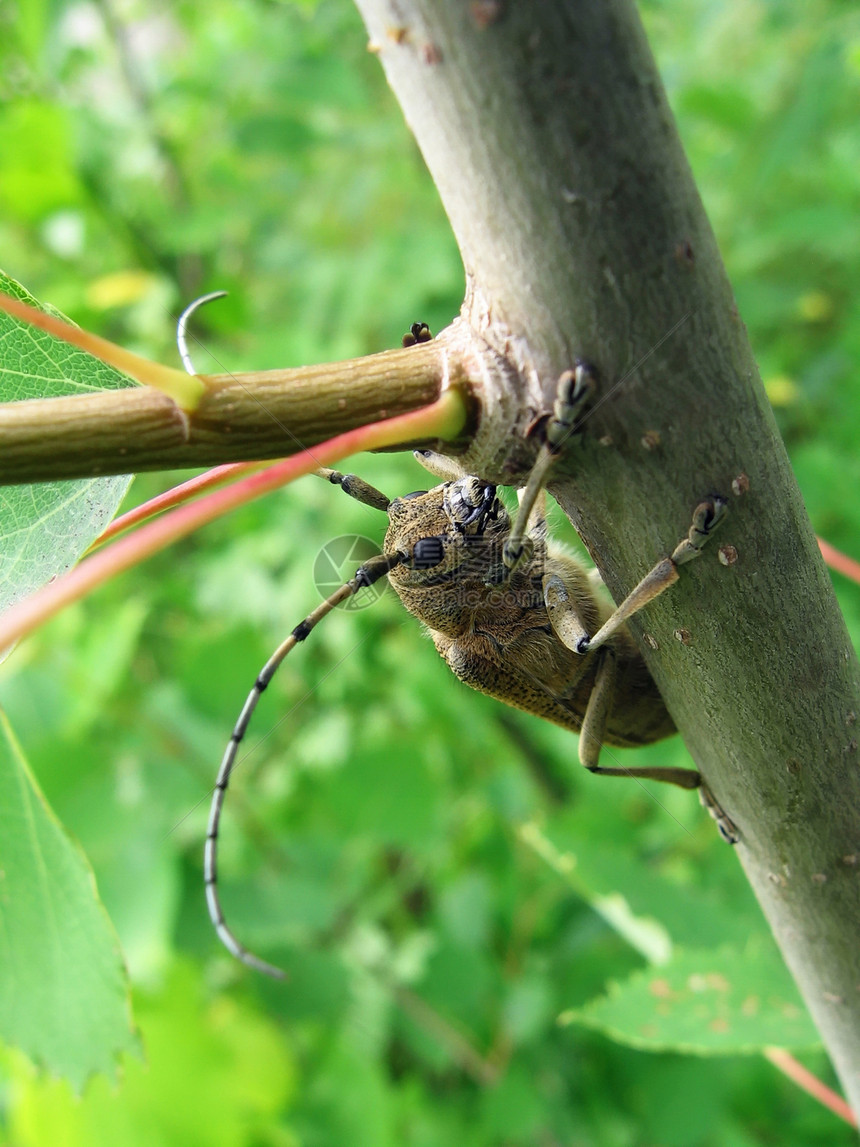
176,290,228,374
172,297,404,975
176,313,445,973
205,551,405,977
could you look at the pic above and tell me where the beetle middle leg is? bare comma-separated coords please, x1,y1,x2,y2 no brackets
577,497,727,654
542,506,738,838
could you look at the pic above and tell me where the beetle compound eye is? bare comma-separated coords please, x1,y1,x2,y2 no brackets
411,536,445,568
402,490,429,501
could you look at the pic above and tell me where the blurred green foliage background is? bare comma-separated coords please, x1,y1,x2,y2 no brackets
1,0,859,1143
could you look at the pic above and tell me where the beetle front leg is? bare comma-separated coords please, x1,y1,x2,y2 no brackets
503,362,597,573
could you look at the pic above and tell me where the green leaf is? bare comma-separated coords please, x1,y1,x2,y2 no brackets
560,942,821,1056
0,708,138,1088
0,270,134,614
2,962,295,1147
528,805,765,954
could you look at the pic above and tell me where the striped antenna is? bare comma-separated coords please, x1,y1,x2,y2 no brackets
204,552,404,977
171,307,408,975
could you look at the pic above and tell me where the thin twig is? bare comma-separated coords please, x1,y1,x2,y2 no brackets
818,538,860,587
88,462,261,551
0,392,466,653
763,1047,857,1127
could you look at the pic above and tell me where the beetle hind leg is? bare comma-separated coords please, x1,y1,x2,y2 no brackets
577,648,739,838
699,782,740,843
578,646,702,789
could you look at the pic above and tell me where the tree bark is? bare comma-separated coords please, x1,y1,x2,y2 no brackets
353,0,860,1111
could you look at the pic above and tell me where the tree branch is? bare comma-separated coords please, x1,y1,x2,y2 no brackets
353,0,860,1109
0,329,478,483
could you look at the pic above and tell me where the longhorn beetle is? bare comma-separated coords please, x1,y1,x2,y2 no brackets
201,334,737,978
